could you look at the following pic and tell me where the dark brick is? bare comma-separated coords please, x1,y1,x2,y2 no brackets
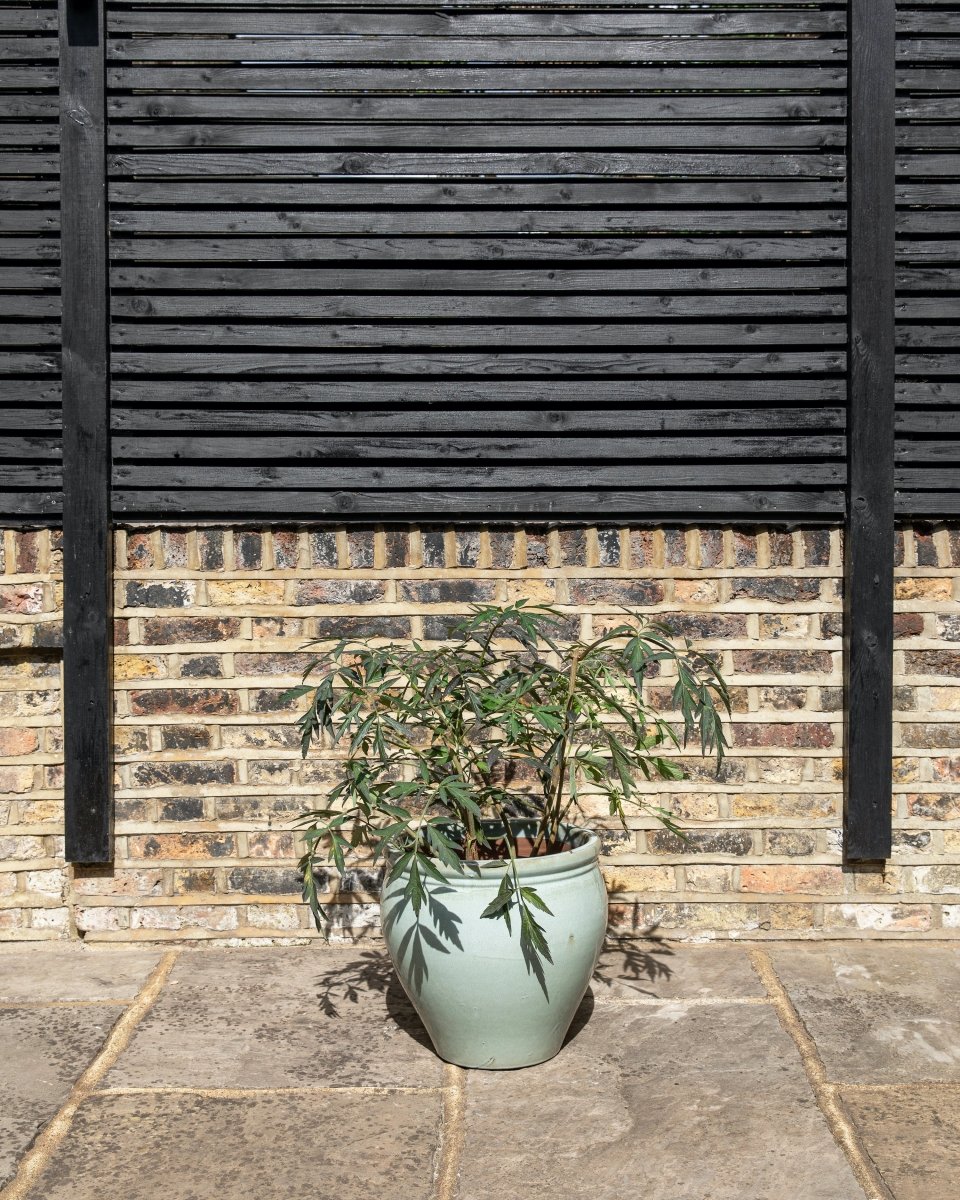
768,531,794,566
347,529,375,569
698,529,724,568
904,651,960,678
216,796,302,820
142,616,242,645
125,532,156,570
666,757,748,784
160,531,189,568
250,689,302,713
398,580,496,603
32,621,63,649
339,866,384,894
488,530,517,569
629,529,656,568
181,655,223,679
124,581,195,608
160,797,206,821
821,612,843,639
114,620,130,646
657,613,747,639
15,531,42,573
734,723,834,749
115,799,151,822
525,530,550,567
383,530,409,568
456,529,482,568
234,651,311,676
664,528,687,567
914,527,940,567
252,616,306,639
893,830,931,851
730,578,820,604
647,829,753,856
819,687,844,712
273,530,300,570
596,528,621,567
421,529,447,568
938,615,960,642
567,579,664,605
310,530,339,568
132,761,236,787
198,529,224,570
235,531,262,569
599,829,634,856
949,528,960,568
894,685,917,711
313,616,409,639
295,579,386,604
901,723,960,749
733,650,832,675
802,529,831,567
765,830,816,856
558,528,587,567
894,613,924,639
161,725,213,750
906,793,960,820
757,686,808,711
173,868,217,894
226,866,306,895
129,688,240,717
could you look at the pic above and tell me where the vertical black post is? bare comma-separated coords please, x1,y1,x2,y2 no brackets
845,0,896,861
60,0,112,862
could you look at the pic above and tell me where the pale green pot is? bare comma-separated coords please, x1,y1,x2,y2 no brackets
380,822,607,1070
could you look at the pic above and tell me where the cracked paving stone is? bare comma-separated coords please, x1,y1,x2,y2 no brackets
104,948,442,1090
0,1007,121,1188
18,1091,441,1200
768,944,960,1083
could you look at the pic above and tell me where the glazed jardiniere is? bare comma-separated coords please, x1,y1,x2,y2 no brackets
380,821,607,1069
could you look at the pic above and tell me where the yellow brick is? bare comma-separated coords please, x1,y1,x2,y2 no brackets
206,579,286,606
602,865,675,893
927,688,960,712
895,578,952,601
672,579,720,605
114,654,167,681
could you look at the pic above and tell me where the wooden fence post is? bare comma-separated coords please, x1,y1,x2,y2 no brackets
60,0,112,862
845,0,896,860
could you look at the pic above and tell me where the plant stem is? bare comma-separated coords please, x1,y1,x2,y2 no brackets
533,648,583,855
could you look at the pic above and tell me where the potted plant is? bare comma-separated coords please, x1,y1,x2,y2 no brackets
289,601,730,1069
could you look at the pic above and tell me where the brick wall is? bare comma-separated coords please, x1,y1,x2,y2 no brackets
1,522,959,943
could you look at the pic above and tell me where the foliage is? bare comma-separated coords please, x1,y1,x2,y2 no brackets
289,602,730,971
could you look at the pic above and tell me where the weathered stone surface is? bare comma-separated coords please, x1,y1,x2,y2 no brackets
769,944,960,1083
105,948,442,1089
591,942,764,1001
0,1007,119,1187
842,1086,960,1200
21,1091,440,1200
459,1003,862,1200
0,948,161,1001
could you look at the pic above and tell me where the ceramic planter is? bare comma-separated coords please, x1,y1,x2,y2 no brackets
380,820,607,1069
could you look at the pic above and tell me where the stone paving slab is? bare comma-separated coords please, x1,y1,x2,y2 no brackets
105,947,443,1090
0,947,162,1002
592,941,763,1001
768,943,960,1083
19,1090,442,1200
841,1086,960,1200
0,1007,121,1189
458,1000,864,1200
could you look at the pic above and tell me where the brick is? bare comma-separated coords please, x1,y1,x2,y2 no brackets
234,531,262,570
629,529,656,568
456,530,481,568
683,864,734,893
894,578,952,601
663,528,687,567
731,792,838,819
525,531,550,567
757,686,808,711
421,530,446,568
247,832,296,858
313,616,409,639
767,903,816,930
234,651,310,677
913,527,940,567
733,650,832,675
802,529,832,567
160,725,213,750
0,767,34,795
173,868,217,894
894,612,924,639
904,650,960,678
246,904,302,930
937,614,960,642
601,865,675,892
734,722,833,749
252,616,306,639
273,531,300,570
124,581,196,608
383,530,409,568
768,531,795,567
295,579,386,605
114,654,167,681
0,584,44,614
181,654,224,679
697,529,724,568
558,528,587,567
73,867,163,896
732,531,758,567
75,906,129,932
729,578,820,604
901,723,960,749
15,530,43,573
347,529,375,569
128,833,236,860
226,866,305,895
160,799,204,822
198,529,225,570
741,865,842,894
160,530,189,568
647,829,753,856
927,687,960,711
824,903,931,932
249,689,301,713
567,579,664,605
398,580,495,603
488,530,517,569
672,579,720,605
932,757,960,783
906,793,960,821
0,727,38,756
216,795,301,821
24,868,66,896
765,830,817,856
309,530,339,568
247,761,292,785
129,689,240,717
759,614,811,639
133,761,235,787
143,616,242,645
851,865,906,895
596,528,621,567
125,532,156,570
207,579,285,606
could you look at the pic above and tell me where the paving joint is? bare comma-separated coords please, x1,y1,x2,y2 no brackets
0,949,179,1200
748,947,894,1200
94,1085,443,1098
433,1064,467,1200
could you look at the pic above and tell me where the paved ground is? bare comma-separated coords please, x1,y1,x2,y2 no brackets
0,941,958,1200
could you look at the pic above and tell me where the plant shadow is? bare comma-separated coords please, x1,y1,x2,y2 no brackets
312,948,434,1052
592,934,676,998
